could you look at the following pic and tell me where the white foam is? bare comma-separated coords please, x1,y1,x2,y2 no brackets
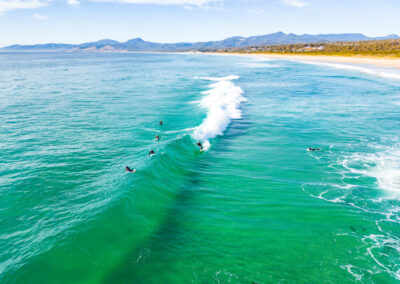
364,234,400,280
195,75,239,82
192,76,246,150
342,146,400,193
296,61,400,80
164,127,195,134
240,62,281,68
250,56,275,62
340,264,363,281
143,127,195,134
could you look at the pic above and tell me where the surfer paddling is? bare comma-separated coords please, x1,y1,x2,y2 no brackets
196,141,203,151
307,147,321,151
148,149,155,156
125,166,136,173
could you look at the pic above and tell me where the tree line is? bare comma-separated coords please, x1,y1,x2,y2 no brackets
217,39,400,57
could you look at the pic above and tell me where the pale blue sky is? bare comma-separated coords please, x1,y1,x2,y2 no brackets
0,0,399,47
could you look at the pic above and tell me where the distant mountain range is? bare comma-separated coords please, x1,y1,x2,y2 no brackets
2,32,399,52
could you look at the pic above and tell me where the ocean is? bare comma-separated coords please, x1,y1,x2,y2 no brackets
1,52,400,283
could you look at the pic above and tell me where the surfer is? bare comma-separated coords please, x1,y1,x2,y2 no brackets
307,147,321,151
148,149,155,156
159,120,163,125
125,166,136,173
197,141,203,151
155,134,160,141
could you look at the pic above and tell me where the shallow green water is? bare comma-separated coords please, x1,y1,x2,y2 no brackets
1,52,400,283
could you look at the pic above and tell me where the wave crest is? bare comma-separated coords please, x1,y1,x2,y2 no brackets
192,75,246,150
297,61,400,80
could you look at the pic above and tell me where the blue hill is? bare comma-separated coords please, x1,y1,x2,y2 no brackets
2,32,399,52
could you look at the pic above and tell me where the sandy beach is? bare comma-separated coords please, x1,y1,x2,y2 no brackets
215,53,400,70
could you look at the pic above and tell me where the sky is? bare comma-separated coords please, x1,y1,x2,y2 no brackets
0,0,399,47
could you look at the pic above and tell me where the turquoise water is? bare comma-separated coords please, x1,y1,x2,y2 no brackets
1,52,400,283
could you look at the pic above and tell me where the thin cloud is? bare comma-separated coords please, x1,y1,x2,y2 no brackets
0,0,221,13
33,12,47,19
282,0,308,8
0,0,223,13
67,0,80,5
246,7,266,15
90,0,223,7
0,0,48,13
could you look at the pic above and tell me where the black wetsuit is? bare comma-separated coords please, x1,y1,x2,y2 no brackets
126,166,134,172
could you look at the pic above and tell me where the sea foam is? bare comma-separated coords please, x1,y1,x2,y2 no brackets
240,62,281,68
297,61,400,80
192,75,246,150
342,145,400,193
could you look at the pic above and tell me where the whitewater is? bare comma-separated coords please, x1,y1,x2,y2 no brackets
192,75,246,150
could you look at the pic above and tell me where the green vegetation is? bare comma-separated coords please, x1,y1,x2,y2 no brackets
219,39,400,57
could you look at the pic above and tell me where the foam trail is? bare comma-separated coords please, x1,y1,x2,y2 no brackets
296,61,400,80
195,75,239,82
341,144,400,193
240,62,281,68
192,76,246,150
143,127,195,134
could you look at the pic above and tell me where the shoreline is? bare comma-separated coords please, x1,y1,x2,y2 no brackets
3,50,400,70
210,52,400,70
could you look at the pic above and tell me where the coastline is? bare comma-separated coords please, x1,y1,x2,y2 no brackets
211,52,400,70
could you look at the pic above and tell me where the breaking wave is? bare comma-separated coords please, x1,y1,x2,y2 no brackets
297,61,400,80
342,144,400,193
192,75,246,150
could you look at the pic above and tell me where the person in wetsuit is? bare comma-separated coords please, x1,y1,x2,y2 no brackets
197,141,203,150
148,149,155,156
125,166,136,173
307,147,321,151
